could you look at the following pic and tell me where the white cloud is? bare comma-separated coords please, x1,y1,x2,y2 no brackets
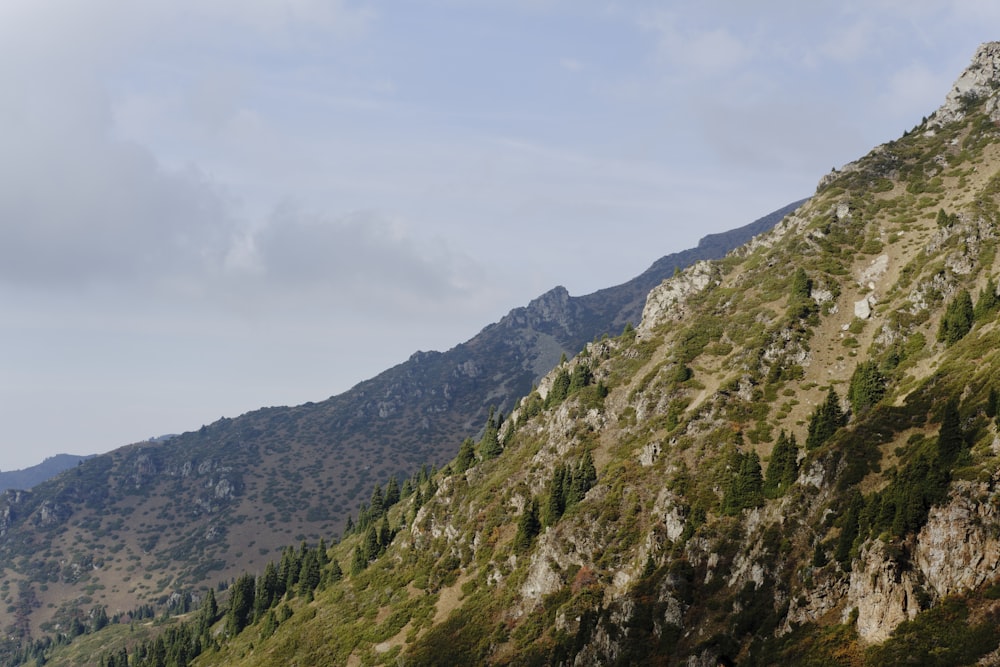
640,11,752,76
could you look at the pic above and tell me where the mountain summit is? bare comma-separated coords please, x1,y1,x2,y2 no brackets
933,41,1000,126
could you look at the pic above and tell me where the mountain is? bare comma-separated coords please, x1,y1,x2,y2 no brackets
0,200,800,643
33,40,1000,666
0,455,93,493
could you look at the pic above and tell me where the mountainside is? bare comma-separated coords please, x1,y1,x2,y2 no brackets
21,40,1000,667
0,456,93,494
0,201,799,641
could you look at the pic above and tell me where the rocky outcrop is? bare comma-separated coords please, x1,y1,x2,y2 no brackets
639,261,718,332
932,41,1000,126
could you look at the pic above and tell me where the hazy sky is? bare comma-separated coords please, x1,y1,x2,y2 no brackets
0,1,996,470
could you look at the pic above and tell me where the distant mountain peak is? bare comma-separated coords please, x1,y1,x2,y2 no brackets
933,41,1000,126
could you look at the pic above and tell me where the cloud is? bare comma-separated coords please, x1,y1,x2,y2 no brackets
228,205,485,312
640,11,751,76
879,63,953,122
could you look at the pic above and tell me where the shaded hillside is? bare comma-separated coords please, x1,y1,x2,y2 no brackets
39,40,1000,667
0,199,800,638
0,456,93,493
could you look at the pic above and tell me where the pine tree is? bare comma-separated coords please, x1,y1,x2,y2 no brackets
545,465,566,526
514,499,541,553
254,561,279,620
763,431,799,498
848,361,886,415
225,573,256,636
806,387,847,449
455,437,476,472
938,289,974,344
329,557,343,583
384,476,401,507
479,408,503,460
350,545,366,576
722,449,764,515
199,588,218,627
569,363,593,391
975,276,999,321
298,551,321,595
377,517,392,554
363,525,380,562
937,399,964,464
370,485,385,517
546,369,571,407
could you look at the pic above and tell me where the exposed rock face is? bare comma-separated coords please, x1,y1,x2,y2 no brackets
933,41,1000,126
843,481,1000,642
639,260,717,332
847,540,922,642
916,481,1000,598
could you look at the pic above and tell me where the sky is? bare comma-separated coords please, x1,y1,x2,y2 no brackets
1,1,998,470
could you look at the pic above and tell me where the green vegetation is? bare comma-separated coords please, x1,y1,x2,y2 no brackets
806,388,847,449
763,431,799,498
847,361,887,416
938,289,974,345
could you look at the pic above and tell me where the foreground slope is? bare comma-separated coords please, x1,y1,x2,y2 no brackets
157,41,1000,666
0,199,799,638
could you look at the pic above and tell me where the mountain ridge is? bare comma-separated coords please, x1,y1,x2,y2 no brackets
0,198,802,643
122,39,1000,666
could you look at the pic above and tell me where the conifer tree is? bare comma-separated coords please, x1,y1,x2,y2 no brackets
254,561,279,620
545,465,566,526
328,557,343,583
806,387,847,449
385,476,400,507
350,545,366,576
975,276,999,321
938,289,974,344
199,588,218,627
299,551,321,595
514,499,541,553
546,369,572,407
937,399,964,464
378,517,392,554
363,525,380,562
848,361,886,416
479,408,503,460
569,363,593,391
455,437,476,472
225,573,256,636
763,431,799,498
370,485,385,517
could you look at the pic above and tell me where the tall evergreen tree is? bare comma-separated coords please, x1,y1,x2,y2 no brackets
363,525,380,562
199,588,218,627
369,485,385,517
763,431,799,498
937,399,964,464
848,361,887,416
975,276,999,321
225,573,256,636
479,408,503,460
298,551,321,596
546,369,572,407
384,476,401,507
328,557,343,584
254,561,279,620
455,437,476,472
514,499,541,553
938,289,974,344
806,387,847,449
350,545,366,576
544,465,567,526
